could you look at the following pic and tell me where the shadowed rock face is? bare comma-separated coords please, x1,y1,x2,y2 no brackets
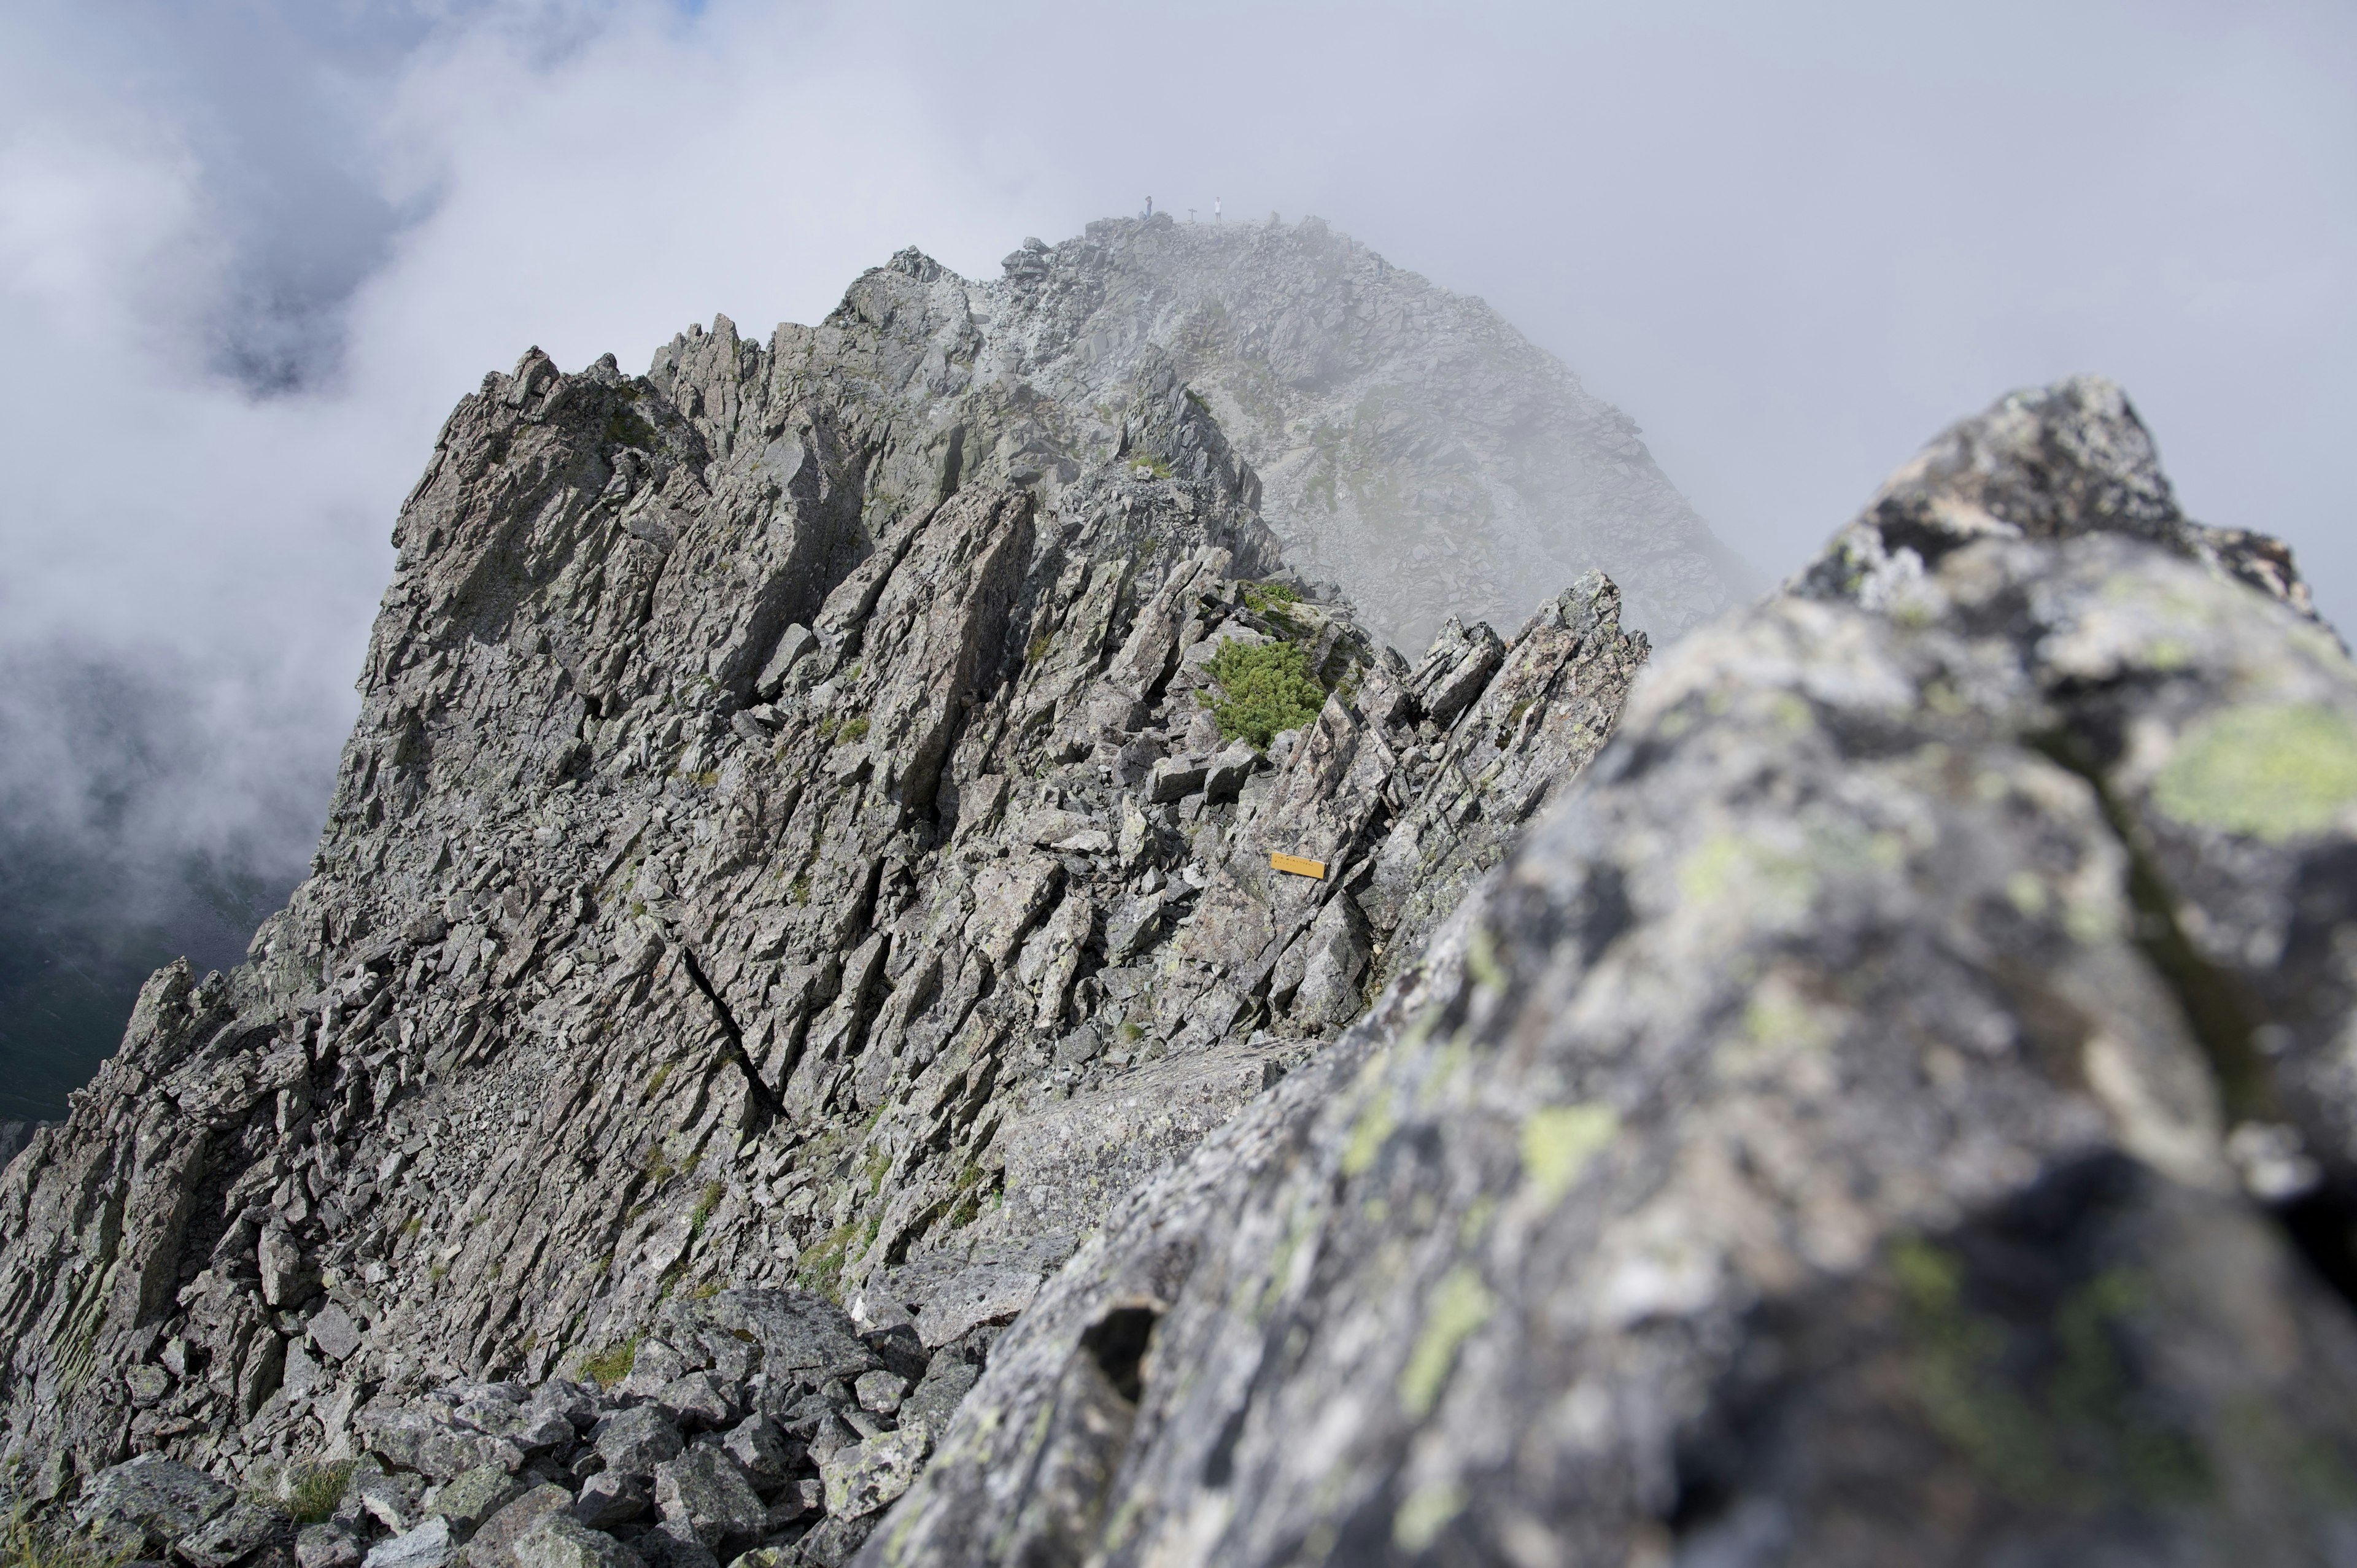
0,242,1647,1563
867,377,2357,1567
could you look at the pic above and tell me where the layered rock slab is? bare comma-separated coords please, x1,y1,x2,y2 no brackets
867,377,2357,1566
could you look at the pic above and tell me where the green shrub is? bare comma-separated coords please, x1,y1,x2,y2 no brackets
1241,581,1299,613
1205,639,1326,750
284,1461,354,1526
836,715,869,746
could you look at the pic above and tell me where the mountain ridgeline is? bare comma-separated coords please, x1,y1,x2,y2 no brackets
7,222,2357,1567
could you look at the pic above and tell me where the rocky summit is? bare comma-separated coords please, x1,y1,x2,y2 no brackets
1,225,2351,1568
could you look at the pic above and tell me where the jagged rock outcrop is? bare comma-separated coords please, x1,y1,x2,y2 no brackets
0,239,1646,1568
989,214,1757,651
870,376,2357,1566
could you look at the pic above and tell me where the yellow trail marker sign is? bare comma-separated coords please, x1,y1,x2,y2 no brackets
1271,852,1327,879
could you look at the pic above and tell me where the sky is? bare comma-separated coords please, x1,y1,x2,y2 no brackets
0,0,2350,1111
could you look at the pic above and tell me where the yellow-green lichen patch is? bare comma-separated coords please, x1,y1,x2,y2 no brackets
2153,703,2357,844
1340,1092,1398,1179
1398,1266,1495,1418
1391,1480,1466,1554
1520,1103,1620,1207
2003,870,2049,918
1677,830,1816,930
1740,971,1838,1057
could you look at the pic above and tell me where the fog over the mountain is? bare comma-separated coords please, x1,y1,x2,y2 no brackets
1,0,2350,1119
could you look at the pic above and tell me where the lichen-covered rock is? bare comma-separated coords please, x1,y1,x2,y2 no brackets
73,1452,234,1556
819,1425,931,1523
651,1448,765,1557
509,1515,644,1568
867,377,2357,1566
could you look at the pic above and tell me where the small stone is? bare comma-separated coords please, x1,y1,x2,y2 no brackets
570,1471,649,1531
718,1416,800,1490
296,1524,364,1568
818,1424,931,1521
124,1362,172,1407
913,1267,1040,1349
509,1514,646,1568
179,1501,287,1568
762,1479,823,1529
361,1516,457,1568
853,1370,906,1415
612,1340,690,1402
465,1485,573,1568
1147,755,1209,805
309,1303,363,1363
755,624,816,698
789,1512,877,1567
654,1372,735,1431
594,1405,684,1477
425,1464,527,1539
1202,740,1256,801
651,1448,764,1558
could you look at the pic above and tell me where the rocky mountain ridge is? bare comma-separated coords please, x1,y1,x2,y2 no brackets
0,238,1649,1568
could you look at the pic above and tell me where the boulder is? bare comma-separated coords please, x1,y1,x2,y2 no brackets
508,1515,644,1568
74,1454,234,1556
650,1448,764,1558
447,1486,570,1568
817,1423,931,1521
360,1517,455,1568
592,1406,683,1478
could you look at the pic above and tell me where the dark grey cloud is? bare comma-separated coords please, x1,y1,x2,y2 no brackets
0,0,2349,1113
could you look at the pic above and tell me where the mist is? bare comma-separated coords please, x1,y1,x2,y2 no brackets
1,0,2350,1118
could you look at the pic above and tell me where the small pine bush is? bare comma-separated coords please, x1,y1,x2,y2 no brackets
1206,639,1325,751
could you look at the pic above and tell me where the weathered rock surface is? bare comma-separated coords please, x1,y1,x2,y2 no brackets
0,234,1644,1563
869,377,2357,1565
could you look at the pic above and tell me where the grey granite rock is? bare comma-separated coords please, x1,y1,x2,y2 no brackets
818,1425,930,1523
651,1448,764,1557
296,1523,365,1568
74,1453,234,1554
464,1487,573,1568
509,1515,644,1568
568,1473,649,1533
865,377,2357,1566
424,1464,527,1539
361,1517,455,1568
176,1499,287,1568
594,1408,684,1478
